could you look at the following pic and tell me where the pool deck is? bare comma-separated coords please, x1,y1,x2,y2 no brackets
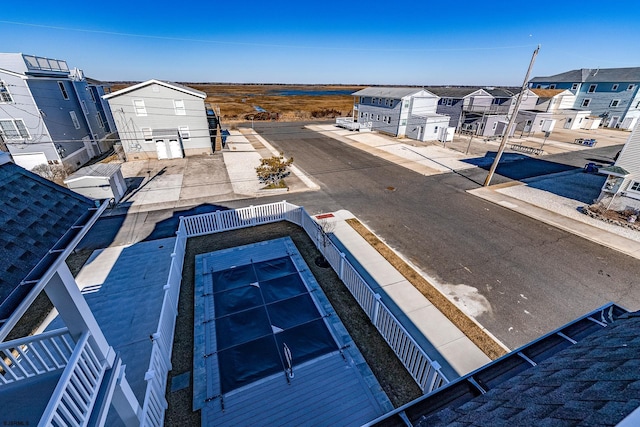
193,237,393,427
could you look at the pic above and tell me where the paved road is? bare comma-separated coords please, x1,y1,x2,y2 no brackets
251,122,640,349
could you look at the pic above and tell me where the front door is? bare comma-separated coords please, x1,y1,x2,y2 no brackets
609,116,620,128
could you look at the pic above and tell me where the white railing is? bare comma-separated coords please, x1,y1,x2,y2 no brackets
40,330,107,427
177,200,448,393
336,117,360,130
140,221,187,426
181,202,289,237
291,207,449,392
0,328,73,386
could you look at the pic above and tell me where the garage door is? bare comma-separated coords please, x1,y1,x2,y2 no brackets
156,140,169,160
168,139,183,159
11,152,48,170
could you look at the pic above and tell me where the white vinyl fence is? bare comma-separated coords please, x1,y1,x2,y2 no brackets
140,220,188,426
141,200,449,424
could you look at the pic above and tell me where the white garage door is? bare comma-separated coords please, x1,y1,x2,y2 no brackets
156,140,169,160
168,139,183,159
11,152,49,170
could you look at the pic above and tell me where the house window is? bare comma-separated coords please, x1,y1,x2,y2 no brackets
588,84,597,93
630,181,640,192
372,98,376,104
434,126,438,133
549,84,556,89
141,127,153,141
628,84,636,90
446,99,453,106
133,99,147,116
96,113,105,129
571,83,579,90
582,99,591,107
0,119,30,139
81,100,88,114
610,99,620,107
179,126,190,140
174,100,186,115
0,81,13,102
401,119,407,126
387,116,391,124
378,98,381,105
376,114,380,121
404,101,409,108
69,111,81,129
87,88,96,102
612,84,619,91
58,81,69,99
492,122,498,130
360,112,364,118
360,97,364,103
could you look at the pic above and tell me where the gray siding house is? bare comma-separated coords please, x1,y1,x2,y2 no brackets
104,79,216,160
0,53,115,171
430,87,538,137
597,120,640,210
353,87,450,142
529,67,640,130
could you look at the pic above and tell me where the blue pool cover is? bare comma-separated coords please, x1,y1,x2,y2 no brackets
212,256,337,394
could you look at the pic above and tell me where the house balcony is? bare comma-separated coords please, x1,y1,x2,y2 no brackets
22,54,70,77
0,327,114,426
464,104,510,114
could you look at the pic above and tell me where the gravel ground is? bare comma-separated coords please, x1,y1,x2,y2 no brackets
496,170,640,243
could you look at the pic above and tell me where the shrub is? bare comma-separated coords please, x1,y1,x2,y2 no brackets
256,154,293,189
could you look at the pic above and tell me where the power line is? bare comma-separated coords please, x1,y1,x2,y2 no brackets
0,20,538,53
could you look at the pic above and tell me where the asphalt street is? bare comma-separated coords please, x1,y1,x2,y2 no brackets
250,122,640,349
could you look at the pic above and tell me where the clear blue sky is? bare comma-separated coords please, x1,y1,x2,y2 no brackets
2,0,639,86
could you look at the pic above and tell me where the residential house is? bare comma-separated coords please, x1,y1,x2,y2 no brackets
531,88,576,113
0,153,141,425
368,303,640,426
0,53,115,171
430,87,539,137
597,120,640,210
104,79,219,160
529,67,640,129
430,87,494,130
352,87,451,142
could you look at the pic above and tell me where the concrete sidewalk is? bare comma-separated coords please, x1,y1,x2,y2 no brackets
317,209,495,379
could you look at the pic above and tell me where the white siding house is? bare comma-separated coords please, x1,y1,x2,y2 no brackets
597,121,640,210
104,79,216,160
352,87,450,141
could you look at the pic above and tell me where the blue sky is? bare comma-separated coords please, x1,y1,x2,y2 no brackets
2,0,639,86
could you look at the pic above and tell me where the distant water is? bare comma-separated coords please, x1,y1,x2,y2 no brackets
268,89,354,96
254,106,266,112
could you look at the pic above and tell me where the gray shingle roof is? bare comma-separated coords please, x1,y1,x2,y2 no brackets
416,311,640,427
352,87,430,98
0,162,94,319
427,87,483,98
531,67,640,83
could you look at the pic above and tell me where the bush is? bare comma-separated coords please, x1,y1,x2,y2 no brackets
255,154,293,188
31,163,73,185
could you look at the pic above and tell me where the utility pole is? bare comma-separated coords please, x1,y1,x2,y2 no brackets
483,45,540,187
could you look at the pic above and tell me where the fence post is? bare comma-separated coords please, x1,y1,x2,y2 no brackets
250,205,257,226
339,252,346,279
215,210,222,231
372,293,382,326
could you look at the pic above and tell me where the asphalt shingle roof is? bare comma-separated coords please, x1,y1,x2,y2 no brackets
416,313,640,427
531,68,640,83
0,162,94,319
352,87,431,98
